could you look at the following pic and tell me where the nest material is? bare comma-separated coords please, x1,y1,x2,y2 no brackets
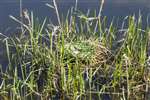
64,40,114,69
90,44,114,67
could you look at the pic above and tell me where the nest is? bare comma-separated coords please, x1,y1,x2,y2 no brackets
90,44,114,67
64,39,114,69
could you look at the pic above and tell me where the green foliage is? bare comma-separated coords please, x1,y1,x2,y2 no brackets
0,1,150,100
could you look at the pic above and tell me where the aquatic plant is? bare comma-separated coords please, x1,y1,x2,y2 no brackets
0,0,150,100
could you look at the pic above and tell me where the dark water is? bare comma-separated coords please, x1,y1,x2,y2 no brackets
1,0,150,68
0,0,150,33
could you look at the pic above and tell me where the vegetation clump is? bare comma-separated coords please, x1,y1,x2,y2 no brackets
0,0,150,100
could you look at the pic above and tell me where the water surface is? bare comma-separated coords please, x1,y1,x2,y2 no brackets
1,0,150,67
0,0,150,33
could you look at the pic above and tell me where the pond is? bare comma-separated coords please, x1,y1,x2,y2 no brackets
0,0,150,68
0,0,150,71
0,1,150,99
0,0,150,33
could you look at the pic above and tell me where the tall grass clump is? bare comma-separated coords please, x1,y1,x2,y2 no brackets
0,0,150,100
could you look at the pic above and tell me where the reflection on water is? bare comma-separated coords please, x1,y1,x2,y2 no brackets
0,0,150,32
0,0,150,67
